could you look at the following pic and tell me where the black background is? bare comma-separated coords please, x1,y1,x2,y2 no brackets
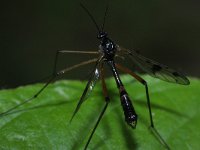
0,0,199,88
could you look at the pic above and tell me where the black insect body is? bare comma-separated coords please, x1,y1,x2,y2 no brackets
69,3,189,148
98,32,116,60
97,30,138,128
0,3,190,150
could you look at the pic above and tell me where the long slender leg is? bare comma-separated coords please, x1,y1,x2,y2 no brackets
100,63,110,102
10,51,97,86
84,63,110,150
54,50,98,74
115,64,154,126
115,63,170,149
0,58,98,117
57,50,98,54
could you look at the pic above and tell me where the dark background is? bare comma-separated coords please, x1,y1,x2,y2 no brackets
0,0,199,88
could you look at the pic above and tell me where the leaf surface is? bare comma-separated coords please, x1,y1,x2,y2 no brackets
0,75,199,150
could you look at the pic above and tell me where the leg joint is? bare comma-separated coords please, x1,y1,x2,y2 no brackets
142,80,147,85
105,96,110,102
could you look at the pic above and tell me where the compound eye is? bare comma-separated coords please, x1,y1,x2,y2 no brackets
97,34,103,39
97,32,107,39
97,35,101,39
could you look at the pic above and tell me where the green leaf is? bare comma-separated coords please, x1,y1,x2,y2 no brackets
0,75,199,150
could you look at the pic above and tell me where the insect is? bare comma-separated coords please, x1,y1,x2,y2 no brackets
0,3,190,150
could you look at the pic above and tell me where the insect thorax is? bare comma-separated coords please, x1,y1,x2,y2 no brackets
99,38,117,60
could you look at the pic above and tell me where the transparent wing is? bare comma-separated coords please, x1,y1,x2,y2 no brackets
85,67,100,99
70,58,102,122
119,47,190,85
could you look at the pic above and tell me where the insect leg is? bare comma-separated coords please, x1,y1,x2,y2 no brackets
84,63,110,150
115,63,170,149
53,50,98,75
56,50,98,54
23,50,98,87
0,58,98,117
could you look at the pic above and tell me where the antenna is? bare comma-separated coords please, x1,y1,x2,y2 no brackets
101,4,109,32
80,3,101,33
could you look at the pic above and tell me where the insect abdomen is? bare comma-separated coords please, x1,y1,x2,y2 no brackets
120,90,137,128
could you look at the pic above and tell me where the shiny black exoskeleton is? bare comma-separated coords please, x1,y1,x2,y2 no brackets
98,32,116,61
98,31,138,128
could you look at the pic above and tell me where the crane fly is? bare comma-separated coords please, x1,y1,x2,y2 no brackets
0,3,190,150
